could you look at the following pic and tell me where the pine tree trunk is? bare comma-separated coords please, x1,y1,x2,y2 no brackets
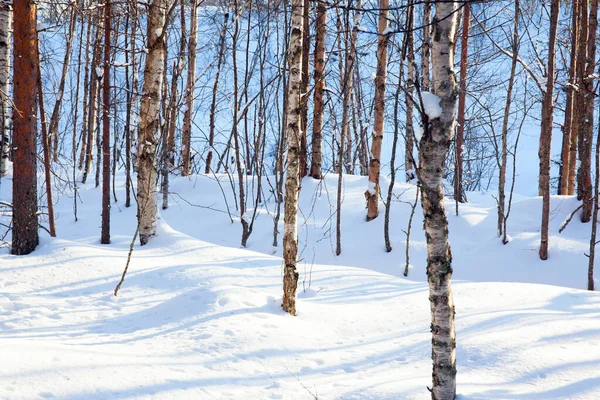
282,0,304,316
365,0,389,221
420,2,458,397
137,0,167,245
101,0,111,245
12,0,39,255
309,3,326,180
0,3,10,177
182,0,198,176
454,3,469,206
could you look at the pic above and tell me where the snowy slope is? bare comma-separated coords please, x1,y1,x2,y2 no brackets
1,169,600,399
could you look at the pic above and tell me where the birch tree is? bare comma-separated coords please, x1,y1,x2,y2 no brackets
282,0,304,316
137,0,167,245
0,3,10,177
419,1,458,397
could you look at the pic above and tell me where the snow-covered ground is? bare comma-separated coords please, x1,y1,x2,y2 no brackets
2,169,600,399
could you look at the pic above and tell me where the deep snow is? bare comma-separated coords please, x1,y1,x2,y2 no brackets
1,168,600,399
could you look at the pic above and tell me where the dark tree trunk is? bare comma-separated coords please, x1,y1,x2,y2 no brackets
12,0,39,255
101,0,111,244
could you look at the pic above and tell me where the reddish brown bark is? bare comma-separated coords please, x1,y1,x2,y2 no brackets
12,0,39,255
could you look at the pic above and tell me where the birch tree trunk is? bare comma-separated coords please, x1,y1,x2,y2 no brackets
182,0,197,176
137,0,167,245
365,0,389,221
0,3,10,177
309,2,326,180
12,0,39,255
419,2,458,397
282,0,303,316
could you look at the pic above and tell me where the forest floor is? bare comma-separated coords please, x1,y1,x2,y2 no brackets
1,169,600,399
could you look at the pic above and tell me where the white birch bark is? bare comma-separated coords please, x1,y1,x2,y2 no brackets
137,0,167,245
419,2,458,398
0,3,11,176
282,0,304,316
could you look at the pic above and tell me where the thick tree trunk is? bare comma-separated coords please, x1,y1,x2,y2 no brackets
309,3,326,180
0,3,10,177
579,0,598,222
182,0,198,176
282,0,303,316
137,0,167,245
365,0,389,221
12,0,39,255
420,2,458,397
454,3,469,206
101,0,111,244
560,0,579,196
